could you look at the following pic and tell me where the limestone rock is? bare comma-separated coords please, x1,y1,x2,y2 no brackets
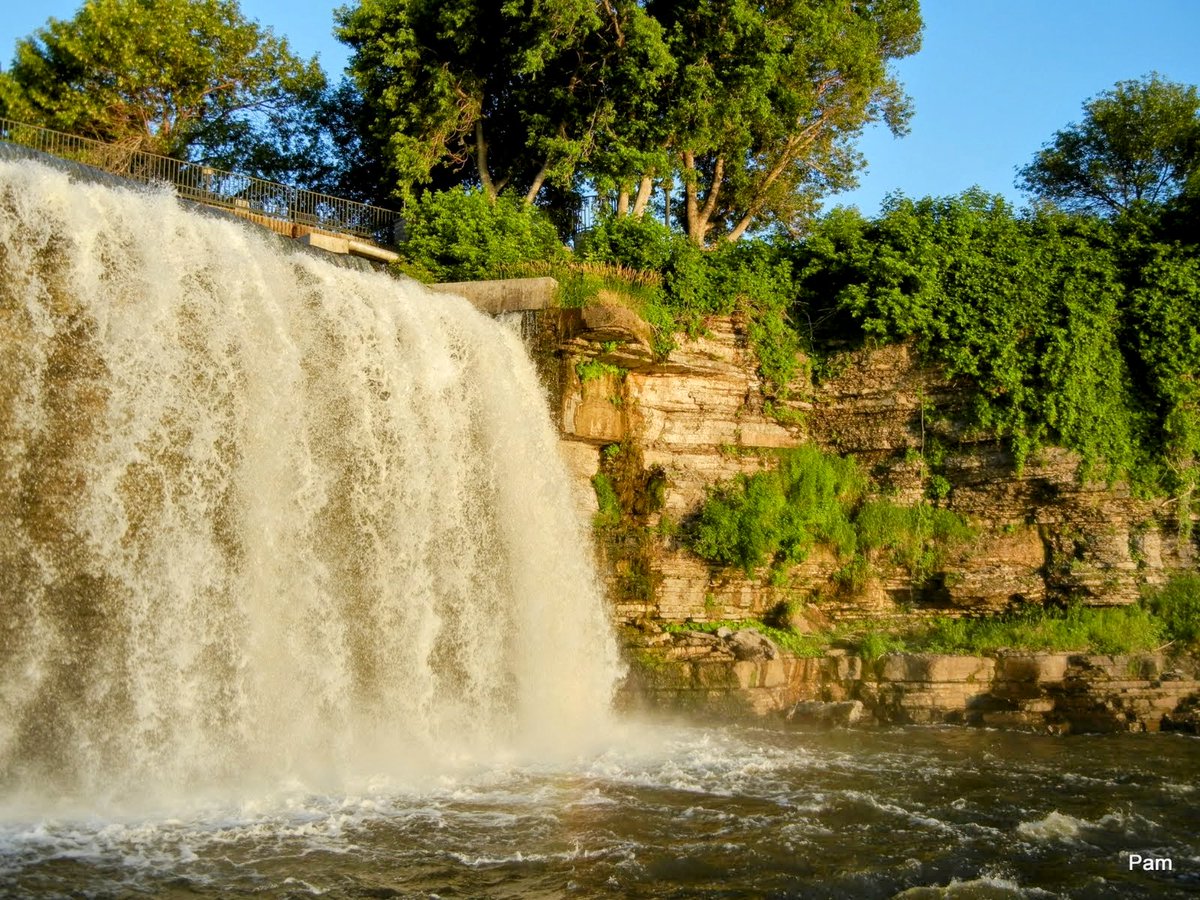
786,700,865,727
727,628,779,661
541,312,1196,624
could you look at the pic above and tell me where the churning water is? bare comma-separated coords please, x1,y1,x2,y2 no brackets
0,158,1197,899
0,157,620,810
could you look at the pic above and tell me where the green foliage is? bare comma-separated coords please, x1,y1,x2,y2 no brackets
1018,74,1200,216
0,0,325,172
395,187,566,281
337,0,672,201
576,359,625,384
1142,575,1200,646
591,473,622,530
833,192,1138,477
857,629,908,663
688,446,865,574
917,604,1163,655
576,215,678,272
337,0,921,236
1122,240,1200,519
663,595,1184,660
662,620,833,658
687,445,972,595
856,500,973,584
578,229,804,387
654,0,923,243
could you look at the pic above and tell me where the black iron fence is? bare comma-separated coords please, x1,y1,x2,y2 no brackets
0,118,400,244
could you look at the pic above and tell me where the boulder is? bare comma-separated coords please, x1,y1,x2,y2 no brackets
786,700,865,727
727,628,779,661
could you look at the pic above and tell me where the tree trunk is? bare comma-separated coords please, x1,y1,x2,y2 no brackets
475,120,498,202
682,152,701,242
524,159,550,205
682,152,724,245
617,187,630,216
726,110,832,241
632,174,654,218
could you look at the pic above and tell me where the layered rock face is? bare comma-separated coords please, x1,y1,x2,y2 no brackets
518,305,1199,732
545,311,1196,624
620,628,1200,733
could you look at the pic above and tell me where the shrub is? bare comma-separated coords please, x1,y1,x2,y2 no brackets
1142,574,1200,646
858,629,907,662
575,215,677,272
855,500,973,584
688,446,865,574
591,473,622,529
395,187,566,281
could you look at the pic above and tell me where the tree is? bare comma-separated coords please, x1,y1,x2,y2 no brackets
336,0,673,205
647,0,922,244
0,0,326,173
1018,74,1200,216
338,0,921,242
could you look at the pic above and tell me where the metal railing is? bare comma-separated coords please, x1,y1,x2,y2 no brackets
0,117,400,244
574,193,617,237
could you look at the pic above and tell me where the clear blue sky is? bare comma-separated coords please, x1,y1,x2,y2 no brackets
3,0,1199,215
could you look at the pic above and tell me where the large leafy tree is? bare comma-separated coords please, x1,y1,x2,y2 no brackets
336,0,672,205
1018,74,1200,216
649,0,922,244
338,0,921,242
0,0,326,174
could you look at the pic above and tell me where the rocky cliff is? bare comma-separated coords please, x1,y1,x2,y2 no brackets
542,309,1195,625
521,306,1199,731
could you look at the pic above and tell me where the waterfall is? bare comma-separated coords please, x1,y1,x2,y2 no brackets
0,158,621,810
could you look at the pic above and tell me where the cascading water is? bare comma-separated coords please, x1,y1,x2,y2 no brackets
0,157,622,812
2,157,1198,900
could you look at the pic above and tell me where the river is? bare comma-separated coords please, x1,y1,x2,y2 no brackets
1,722,1196,898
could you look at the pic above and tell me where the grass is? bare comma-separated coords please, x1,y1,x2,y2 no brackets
914,604,1164,655
662,619,836,658
658,586,1197,663
500,258,678,357
1141,574,1200,647
576,358,625,384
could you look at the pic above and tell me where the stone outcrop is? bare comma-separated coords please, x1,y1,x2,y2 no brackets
621,633,1200,734
518,303,1200,734
544,313,1196,624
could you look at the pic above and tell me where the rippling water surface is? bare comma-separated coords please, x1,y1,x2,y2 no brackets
1,722,1196,899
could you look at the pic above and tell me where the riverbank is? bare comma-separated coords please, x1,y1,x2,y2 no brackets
619,626,1200,734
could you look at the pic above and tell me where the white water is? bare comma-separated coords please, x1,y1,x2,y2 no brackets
0,159,622,815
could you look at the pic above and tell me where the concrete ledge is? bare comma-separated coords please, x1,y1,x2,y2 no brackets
428,277,558,314
299,231,349,254
299,231,399,264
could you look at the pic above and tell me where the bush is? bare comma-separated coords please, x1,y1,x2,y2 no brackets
1142,575,1200,646
591,473,622,529
687,446,865,573
395,187,566,281
575,215,677,272
833,192,1137,477
856,500,973,584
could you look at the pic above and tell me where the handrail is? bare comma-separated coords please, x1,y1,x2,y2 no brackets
0,117,400,244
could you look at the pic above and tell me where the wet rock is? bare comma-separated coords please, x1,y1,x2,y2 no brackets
786,700,865,727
